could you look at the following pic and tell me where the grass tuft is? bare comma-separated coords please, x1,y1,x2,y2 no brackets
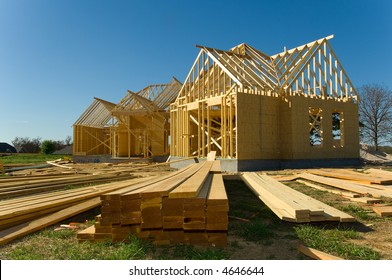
339,204,376,221
295,224,380,260
234,220,275,242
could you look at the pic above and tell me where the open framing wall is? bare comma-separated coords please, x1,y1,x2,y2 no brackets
73,78,182,159
73,98,115,156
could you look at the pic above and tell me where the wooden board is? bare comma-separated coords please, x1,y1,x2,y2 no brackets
308,169,392,185
372,206,392,217
169,161,213,198
296,180,361,198
297,243,344,260
0,197,101,245
298,173,392,198
241,172,355,223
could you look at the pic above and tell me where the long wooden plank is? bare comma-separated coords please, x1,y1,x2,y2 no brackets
116,164,203,228
102,164,195,200
242,173,312,215
297,243,344,260
206,174,228,230
169,161,213,198
0,197,101,245
308,169,392,185
298,173,392,198
0,178,144,221
296,179,361,198
183,173,211,230
241,173,355,222
139,163,204,198
372,206,392,217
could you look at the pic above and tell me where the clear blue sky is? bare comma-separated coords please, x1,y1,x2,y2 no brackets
1,0,391,145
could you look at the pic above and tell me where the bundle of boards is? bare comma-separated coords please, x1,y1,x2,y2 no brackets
78,160,229,247
241,172,355,223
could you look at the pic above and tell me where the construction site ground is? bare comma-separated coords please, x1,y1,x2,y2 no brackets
0,155,391,260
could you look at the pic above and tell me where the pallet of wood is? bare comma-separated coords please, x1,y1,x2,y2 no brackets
79,159,229,247
240,172,355,223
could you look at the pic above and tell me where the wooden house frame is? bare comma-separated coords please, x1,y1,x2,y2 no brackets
170,35,360,171
73,98,116,156
111,77,182,158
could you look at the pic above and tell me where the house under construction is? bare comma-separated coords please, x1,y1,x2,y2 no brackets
73,35,360,171
170,35,360,171
73,78,182,162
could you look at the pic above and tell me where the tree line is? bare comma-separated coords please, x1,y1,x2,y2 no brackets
11,136,72,154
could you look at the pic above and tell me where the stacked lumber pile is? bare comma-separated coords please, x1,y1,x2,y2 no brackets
0,172,138,199
0,176,157,245
241,172,355,223
78,160,229,247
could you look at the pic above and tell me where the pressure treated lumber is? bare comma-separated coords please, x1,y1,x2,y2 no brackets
0,197,101,245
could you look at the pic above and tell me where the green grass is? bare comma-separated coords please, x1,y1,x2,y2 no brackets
233,219,275,242
0,226,230,260
0,154,69,165
339,204,377,221
295,224,380,260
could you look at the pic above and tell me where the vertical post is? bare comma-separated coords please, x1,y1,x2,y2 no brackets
207,104,211,154
198,102,201,157
201,101,205,157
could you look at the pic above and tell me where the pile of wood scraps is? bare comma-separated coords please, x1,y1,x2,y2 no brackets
241,172,355,223
78,159,229,247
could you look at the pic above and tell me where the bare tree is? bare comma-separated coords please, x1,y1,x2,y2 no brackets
65,136,72,145
359,84,392,150
11,137,42,153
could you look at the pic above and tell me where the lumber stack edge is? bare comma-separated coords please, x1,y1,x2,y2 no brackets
78,159,229,247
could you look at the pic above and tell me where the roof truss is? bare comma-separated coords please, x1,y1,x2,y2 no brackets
175,35,358,104
73,97,116,128
112,77,182,114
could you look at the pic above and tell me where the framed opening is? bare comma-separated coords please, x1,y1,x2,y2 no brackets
309,107,323,146
332,111,344,148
